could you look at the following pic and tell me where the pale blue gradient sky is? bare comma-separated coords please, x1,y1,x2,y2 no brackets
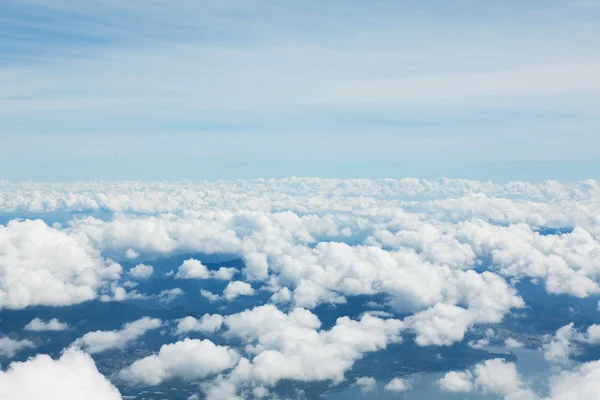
1,0,600,181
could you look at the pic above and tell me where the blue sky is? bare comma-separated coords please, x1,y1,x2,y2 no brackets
1,0,600,181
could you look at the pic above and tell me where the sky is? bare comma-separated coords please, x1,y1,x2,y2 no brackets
1,0,600,181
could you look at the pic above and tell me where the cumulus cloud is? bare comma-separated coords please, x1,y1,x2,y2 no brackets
99,283,146,302
176,314,224,335
211,304,404,392
119,338,239,385
0,337,35,357
549,360,600,400
176,258,211,279
439,358,537,399
355,376,376,393
0,219,121,309
504,338,525,348
24,318,69,332
128,263,154,279
223,281,255,301
0,348,122,400
200,289,220,302
72,317,162,354
158,288,184,303
385,377,407,392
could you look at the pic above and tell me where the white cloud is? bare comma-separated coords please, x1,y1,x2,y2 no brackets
213,304,404,390
119,338,239,385
355,376,376,393
549,360,600,400
223,281,255,301
439,370,474,393
439,358,537,399
158,288,184,303
543,323,580,364
24,318,69,332
99,284,146,302
0,337,35,358
0,348,122,400
128,263,154,279
176,258,211,279
176,314,224,335
213,267,237,281
201,289,220,302
385,377,407,392
0,219,121,309
504,338,525,349
72,317,162,354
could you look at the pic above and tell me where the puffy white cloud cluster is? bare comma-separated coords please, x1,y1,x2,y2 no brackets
158,287,184,303
72,317,161,354
3,178,600,397
119,304,404,398
176,314,224,335
548,360,600,400
0,336,35,357
355,376,376,393
128,263,154,279
175,258,237,280
385,377,407,392
0,219,122,309
0,347,122,400
439,358,538,399
440,356,600,400
119,338,240,385
192,305,405,398
24,318,69,332
0,178,597,214
543,323,600,364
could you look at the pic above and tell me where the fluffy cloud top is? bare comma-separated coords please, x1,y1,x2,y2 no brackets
128,263,154,279
24,318,69,332
0,336,35,358
119,338,239,385
0,219,121,309
439,358,537,399
72,317,161,354
385,377,407,392
218,305,404,388
223,281,255,301
176,314,224,335
0,348,122,400
176,259,211,279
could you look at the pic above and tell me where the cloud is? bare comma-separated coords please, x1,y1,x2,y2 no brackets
212,304,404,390
176,314,224,335
158,288,184,303
176,259,211,279
355,376,376,393
504,338,525,349
439,358,538,399
213,267,237,281
384,377,407,392
119,338,239,386
0,219,121,309
72,317,161,354
128,263,154,279
543,323,600,364
439,370,474,393
544,323,581,364
24,318,69,332
223,281,255,301
99,283,146,302
549,360,600,400
0,348,122,400
200,289,220,302
0,337,35,358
